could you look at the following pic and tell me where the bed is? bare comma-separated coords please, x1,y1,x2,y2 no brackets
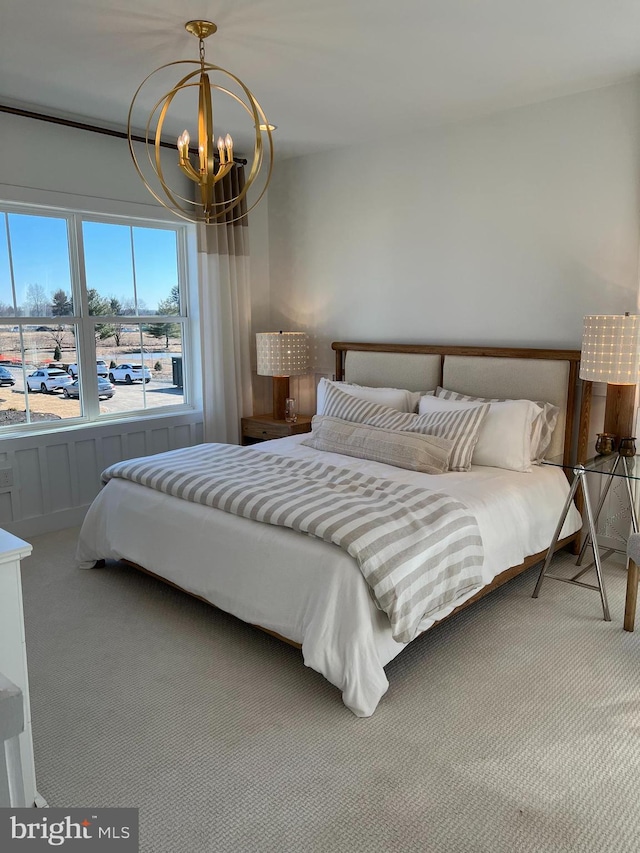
76,342,590,717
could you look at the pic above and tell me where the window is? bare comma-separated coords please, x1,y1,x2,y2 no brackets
0,205,191,430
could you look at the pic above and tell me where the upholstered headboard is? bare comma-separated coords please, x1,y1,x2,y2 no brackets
441,356,571,460
333,342,590,466
343,351,441,392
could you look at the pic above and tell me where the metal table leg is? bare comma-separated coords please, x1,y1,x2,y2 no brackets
532,468,582,598
533,465,611,621
577,454,639,568
576,455,621,566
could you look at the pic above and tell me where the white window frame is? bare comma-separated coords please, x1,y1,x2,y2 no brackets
0,200,199,435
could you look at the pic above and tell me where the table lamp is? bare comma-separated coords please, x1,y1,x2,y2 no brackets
256,331,310,420
580,313,640,447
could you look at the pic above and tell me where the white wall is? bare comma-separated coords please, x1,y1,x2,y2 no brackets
0,111,184,210
267,78,640,378
0,111,205,535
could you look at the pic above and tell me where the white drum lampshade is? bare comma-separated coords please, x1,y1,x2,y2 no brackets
580,314,640,384
256,332,310,420
580,314,640,438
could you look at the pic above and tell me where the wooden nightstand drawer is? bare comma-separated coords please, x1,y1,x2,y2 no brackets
243,421,288,441
241,415,312,445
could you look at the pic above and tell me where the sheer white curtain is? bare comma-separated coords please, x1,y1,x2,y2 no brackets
197,168,253,444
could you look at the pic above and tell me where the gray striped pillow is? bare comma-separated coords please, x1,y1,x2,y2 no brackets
435,387,559,461
302,417,453,474
320,382,489,471
320,380,401,423
365,405,490,472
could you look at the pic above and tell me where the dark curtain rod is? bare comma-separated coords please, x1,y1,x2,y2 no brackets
0,103,248,165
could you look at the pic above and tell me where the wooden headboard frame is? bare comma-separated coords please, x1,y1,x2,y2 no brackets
332,342,591,469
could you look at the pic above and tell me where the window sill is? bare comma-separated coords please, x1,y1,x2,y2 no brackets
0,405,203,442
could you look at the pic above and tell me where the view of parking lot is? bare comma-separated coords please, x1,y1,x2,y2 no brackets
0,328,184,425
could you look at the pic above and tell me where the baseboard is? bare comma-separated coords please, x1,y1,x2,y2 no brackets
3,505,91,539
594,535,627,558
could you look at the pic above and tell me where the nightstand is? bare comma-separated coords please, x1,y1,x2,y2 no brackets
241,414,312,445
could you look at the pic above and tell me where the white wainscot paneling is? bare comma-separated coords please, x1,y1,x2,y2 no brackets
0,412,204,538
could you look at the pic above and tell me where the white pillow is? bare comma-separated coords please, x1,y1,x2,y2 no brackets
316,378,421,415
418,395,542,472
434,386,559,461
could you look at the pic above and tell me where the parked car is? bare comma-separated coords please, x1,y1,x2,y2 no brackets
109,363,151,384
0,366,15,387
26,368,73,393
63,377,115,400
67,359,109,378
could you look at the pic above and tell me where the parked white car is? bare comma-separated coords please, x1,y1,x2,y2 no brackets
109,363,151,384
67,359,109,378
26,367,73,393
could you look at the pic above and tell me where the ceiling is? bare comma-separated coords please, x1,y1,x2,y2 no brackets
3,0,640,160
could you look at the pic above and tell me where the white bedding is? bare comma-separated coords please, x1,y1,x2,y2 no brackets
76,435,582,717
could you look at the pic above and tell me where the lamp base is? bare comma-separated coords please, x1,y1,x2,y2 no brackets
272,376,290,421
604,383,636,441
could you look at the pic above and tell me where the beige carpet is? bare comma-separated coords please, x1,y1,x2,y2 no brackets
19,528,640,853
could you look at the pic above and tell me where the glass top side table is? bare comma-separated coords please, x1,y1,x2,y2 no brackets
532,451,640,622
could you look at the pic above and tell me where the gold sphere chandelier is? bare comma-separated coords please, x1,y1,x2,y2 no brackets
127,20,274,224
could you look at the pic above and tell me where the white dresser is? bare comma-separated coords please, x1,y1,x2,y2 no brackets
0,530,36,806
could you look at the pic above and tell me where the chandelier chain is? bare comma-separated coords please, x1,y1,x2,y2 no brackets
199,38,206,66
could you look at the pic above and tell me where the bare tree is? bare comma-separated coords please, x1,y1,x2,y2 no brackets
47,326,67,351
25,283,50,316
121,297,149,315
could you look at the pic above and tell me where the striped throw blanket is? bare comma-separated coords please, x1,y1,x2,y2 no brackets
102,444,484,643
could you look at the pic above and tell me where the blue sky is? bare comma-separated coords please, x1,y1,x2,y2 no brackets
0,213,180,315
82,222,179,311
